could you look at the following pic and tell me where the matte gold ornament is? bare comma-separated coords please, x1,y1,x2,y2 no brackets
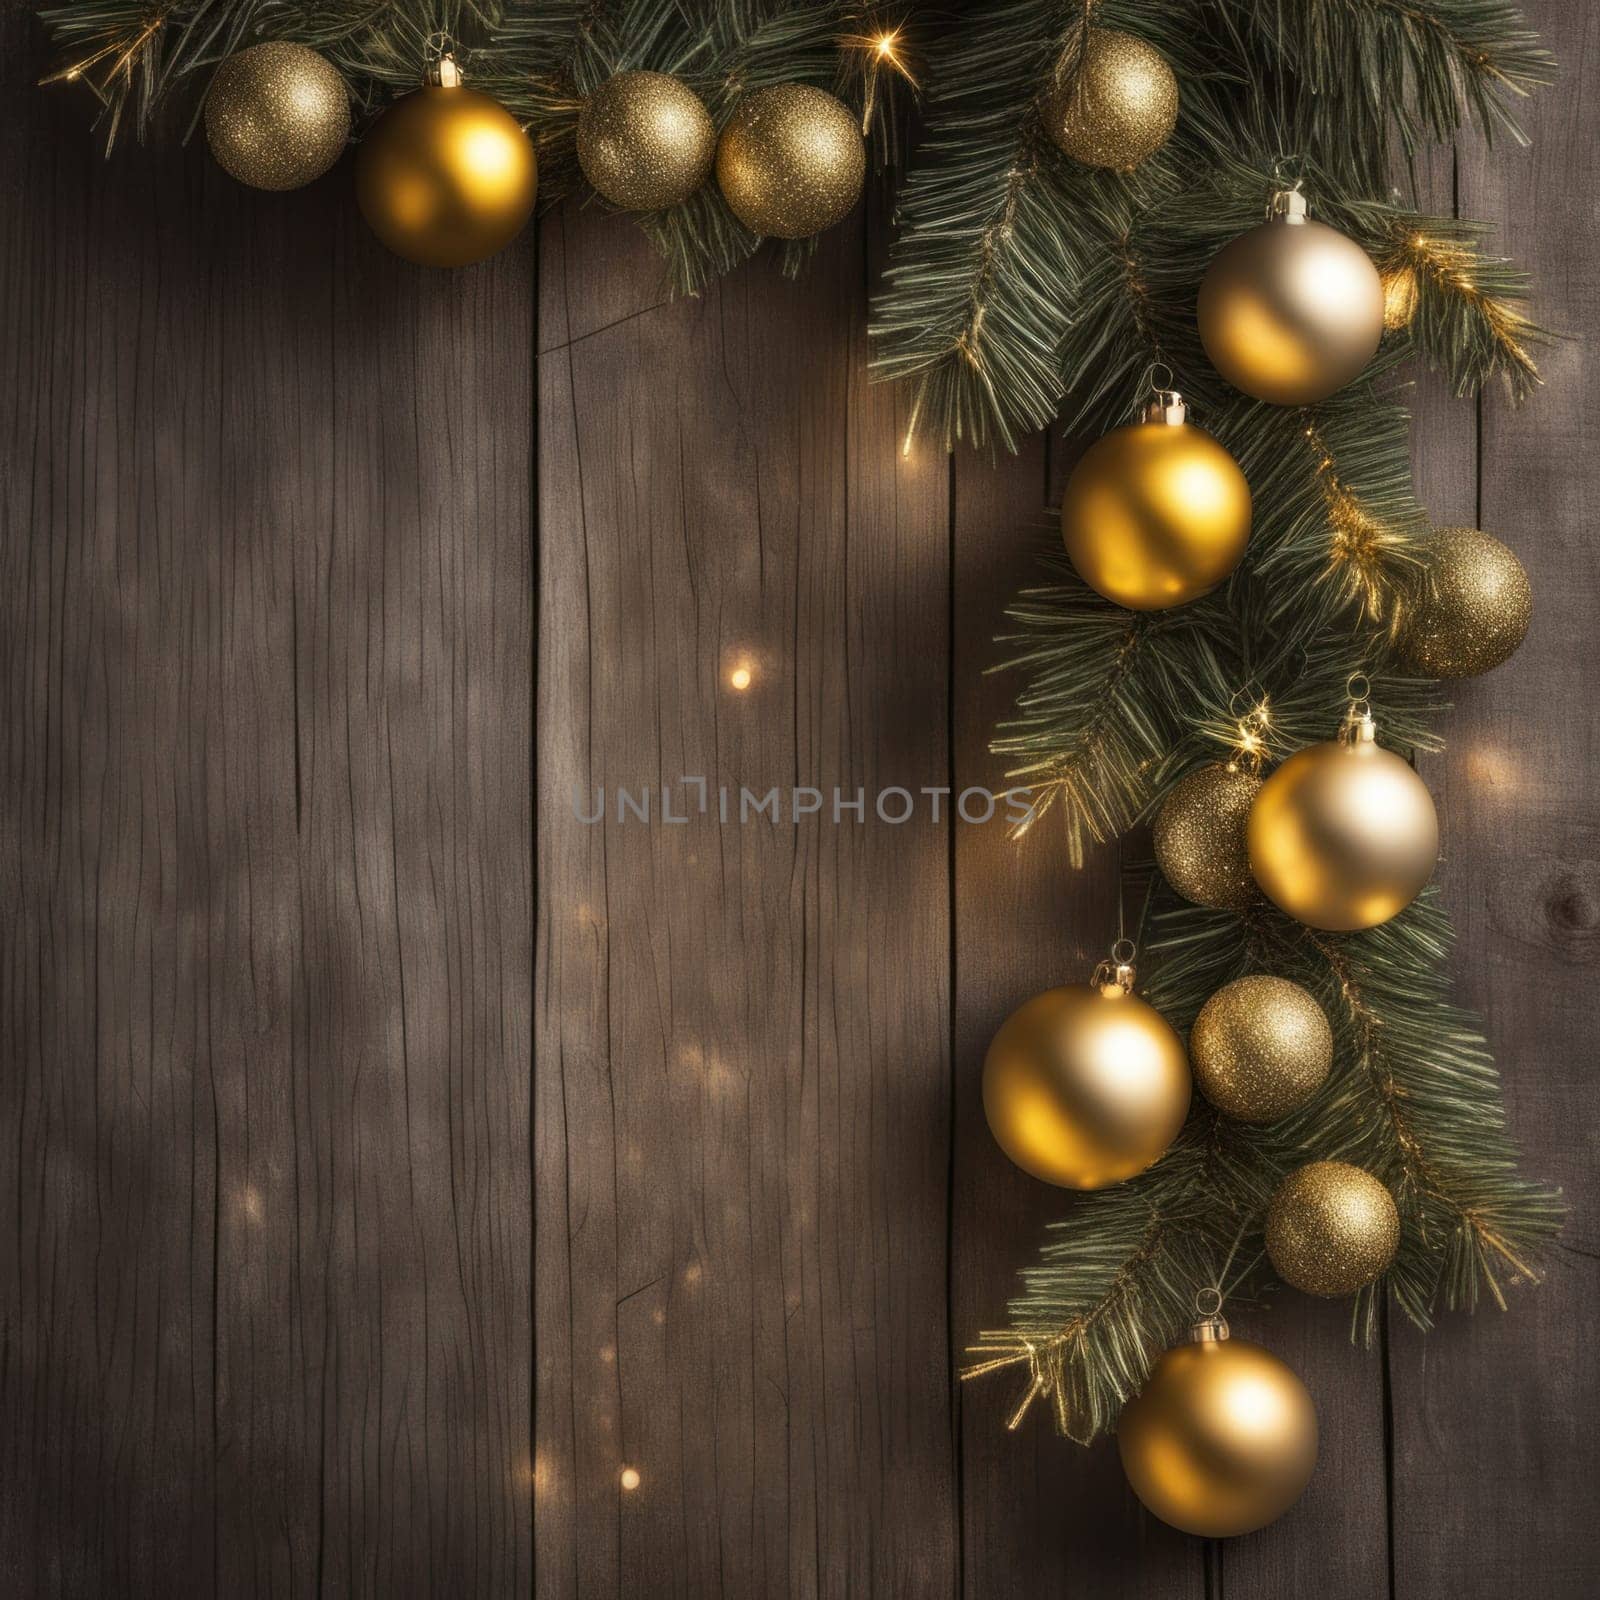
1041,27,1179,170
1400,526,1532,679
577,70,715,211
1191,976,1332,1124
204,41,350,191
982,947,1190,1190
1118,1312,1318,1537
1266,1160,1400,1296
1154,763,1263,910
1060,390,1251,610
1248,699,1437,931
1198,187,1385,405
356,55,537,267
715,84,865,239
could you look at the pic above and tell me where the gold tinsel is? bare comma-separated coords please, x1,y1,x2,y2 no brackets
204,42,350,191
1153,763,1263,910
1266,1161,1399,1297
1401,526,1532,679
1042,28,1178,170
1191,976,1332,1123
1381,262,1419,330
577,70,715,211
715,84,865,239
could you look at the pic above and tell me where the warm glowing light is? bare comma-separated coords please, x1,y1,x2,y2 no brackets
876,30,900,58
729,664,753,691
620,1466,641,1491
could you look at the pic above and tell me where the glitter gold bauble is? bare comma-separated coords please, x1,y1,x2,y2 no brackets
1266,1161,1399,1297
1191,976,1332,1124
1248,707,1437,932
577,70,715,211
1154,763,1263,910
1118,1316,1318,1537
204,42,350,191
982,969,1190,1190
356,60,537,267
1042,28,1178,170
1060,392,1251,610
715,84,865,239
1400,526,1532,679
1198,188,1385,405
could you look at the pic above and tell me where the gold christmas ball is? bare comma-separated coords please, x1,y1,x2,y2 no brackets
1118,1320,1318,1537
204,42,350,191
1198,196,1385,405
982,982,1190,1190
1248,720,1437,931
1266,1161,1399,1297
356,79,537,267
1154,763,1263,910
1042,28,1179,170
1400,526,1532,679
715,84,865,239
1191,976,1332,1124
1060,400,1251,610
577,70,715,211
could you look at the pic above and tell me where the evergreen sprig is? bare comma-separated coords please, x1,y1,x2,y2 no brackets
36,0,916,293
872,0,1553,451
954,0,1560,1443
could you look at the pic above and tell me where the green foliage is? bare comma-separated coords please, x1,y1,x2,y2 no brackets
970,883,1562,1441
949,0,1559,1443
36,0,913,293
871,0,1553,451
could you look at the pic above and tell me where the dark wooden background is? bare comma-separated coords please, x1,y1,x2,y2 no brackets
2,2,1596,1595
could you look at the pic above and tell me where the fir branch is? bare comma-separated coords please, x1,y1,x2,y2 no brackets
1258,898,1564,1333
1376,217,1546,399
1238,0,1554,154
37,0,914,294
988,531,1237,861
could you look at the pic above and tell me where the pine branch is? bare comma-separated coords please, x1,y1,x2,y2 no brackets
36,0,917,293
988,532,1237,862
1375,215,1546,398
1239,0,1555,154
1256,897,1564,1333
970,883,1561,1442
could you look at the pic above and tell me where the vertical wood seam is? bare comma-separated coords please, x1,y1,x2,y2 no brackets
945,446,964,1600
529,217,541,1600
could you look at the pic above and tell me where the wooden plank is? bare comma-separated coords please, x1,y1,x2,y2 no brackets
0,52,225,1591
0,8,535,1589
951,435,1202,1597
1390,1,1600,1593
533,190,956,1597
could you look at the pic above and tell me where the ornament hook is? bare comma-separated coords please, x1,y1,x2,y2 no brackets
1094,938,1137,994
1342,673,1377,743
425,32,464,86
1140,363,1186,425
1266,158,1309,222
1190,1286,1229,1341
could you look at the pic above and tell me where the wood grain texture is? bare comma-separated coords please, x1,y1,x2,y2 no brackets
532,189,955,1598
1391,2,1600,1594
952,435,1203,1599
2,0,1597,1592
0,7,533,1593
